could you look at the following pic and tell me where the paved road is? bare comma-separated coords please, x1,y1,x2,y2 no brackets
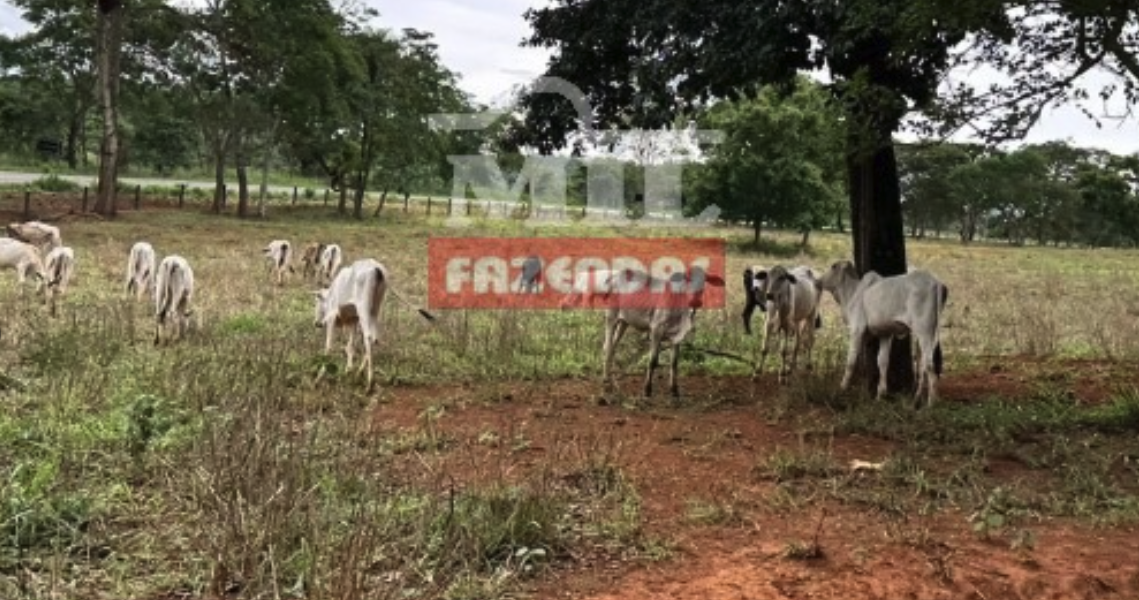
0,170,303,195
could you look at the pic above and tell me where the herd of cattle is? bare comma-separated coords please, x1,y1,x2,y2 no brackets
1,220,950,405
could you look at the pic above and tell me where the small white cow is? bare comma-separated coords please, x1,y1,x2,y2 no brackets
743,264,822,382
0,237,48,296
317,243,343,285
313,258,435,390
263,239,295,286
6,221,61,253
44,246,75,317
593,267,725,399
154,255,195,346
300,242,325,282
125,241,158,301
818,260,949,406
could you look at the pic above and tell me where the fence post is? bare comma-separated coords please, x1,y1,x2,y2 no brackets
323,189,329,206
447,198,453,215
23,190,31,220
222,184,227,209
81,187,88,212
178,184,186,208
466,200,471,216
427,197,432,215
134,184,141,210
292,186,298,204
403,195,409,212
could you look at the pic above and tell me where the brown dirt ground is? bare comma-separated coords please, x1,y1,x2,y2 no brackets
367,357,1139,600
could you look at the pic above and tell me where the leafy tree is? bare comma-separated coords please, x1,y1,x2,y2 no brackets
688,81,843,246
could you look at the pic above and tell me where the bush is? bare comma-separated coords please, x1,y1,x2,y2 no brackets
30,174,80,193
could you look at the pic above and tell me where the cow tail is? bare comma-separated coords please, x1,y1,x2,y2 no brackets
158,263,177,324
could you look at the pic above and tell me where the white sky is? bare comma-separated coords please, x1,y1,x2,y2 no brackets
2,0,1136,155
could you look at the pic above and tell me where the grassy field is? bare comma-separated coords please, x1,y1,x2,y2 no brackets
2,206,1139,599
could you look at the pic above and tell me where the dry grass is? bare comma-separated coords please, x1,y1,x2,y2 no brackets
2,206,1139,598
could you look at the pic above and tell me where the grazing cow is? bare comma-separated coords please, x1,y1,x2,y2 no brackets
125,241,158,301
312,258,435,390
317,243,343,285
0,238,48,296
742,265,823,382
6,220,61,253
154,255,195,346
558,267,619,310
818,260,949,406
44,246,75,317
263,239,295,286
300,242,325,282
594,267,725,399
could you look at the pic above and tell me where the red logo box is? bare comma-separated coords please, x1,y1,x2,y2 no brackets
427,237,726,310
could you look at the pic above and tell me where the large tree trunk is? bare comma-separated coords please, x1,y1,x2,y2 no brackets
352,171,369,220
337,181,348,215
93,0,124,217
848,139,913,397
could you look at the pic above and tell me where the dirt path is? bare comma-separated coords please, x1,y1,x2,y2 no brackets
370,365,1139,600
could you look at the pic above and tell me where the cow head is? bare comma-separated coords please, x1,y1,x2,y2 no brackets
312,289,330,327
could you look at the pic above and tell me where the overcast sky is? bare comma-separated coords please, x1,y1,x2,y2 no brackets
2,0,1136,155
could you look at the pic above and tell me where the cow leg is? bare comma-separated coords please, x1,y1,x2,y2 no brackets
757,321,774,378
788,327,803,382
602,317,626,389
668,341,681,399
876,336,893,399
803,319,815,372
643,331,663,398
840,330,862,391
324,321,336,355
920,336,939,407
345,327,356,370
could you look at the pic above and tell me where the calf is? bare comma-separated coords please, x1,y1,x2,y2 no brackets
317,243,343,285
818,260,948,406
44,246,75,317
125,241,158,301
743,265,822,382
154,255,195,346
312,258,435,390
595,267,725,399
300,242,325,282
263,239,295,286
0,238,48,296
6,220,61,253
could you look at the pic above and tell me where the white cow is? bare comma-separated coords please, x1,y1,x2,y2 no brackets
263,239,295,286
44,246,75,317
154,255,195,346
743,264,823,382
312,258,435,390
0,237,48,296
818,260,949,406
300,242,325,282
317,243,343,285
125,241,158,301
6,220,61,253
594,267,725,399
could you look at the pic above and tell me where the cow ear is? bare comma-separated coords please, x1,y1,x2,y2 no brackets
705,274,725,287
755,270,768,281
783,274,798,284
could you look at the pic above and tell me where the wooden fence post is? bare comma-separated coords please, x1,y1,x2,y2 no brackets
324,189,330,206
222,184,227,209
447,198,453,215
81,187,89,212
466,200,471,216
178,184,186,208
23,190,31,220
427,197,432,215
403,195,409,212
134,184,141,210
292,186,298,204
